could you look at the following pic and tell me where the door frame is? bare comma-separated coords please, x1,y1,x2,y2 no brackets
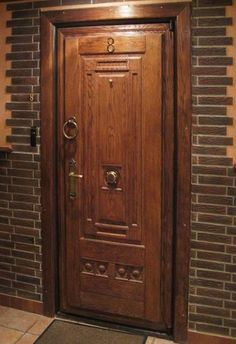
40,2,191,343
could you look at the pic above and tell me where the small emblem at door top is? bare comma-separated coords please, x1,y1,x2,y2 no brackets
107,37,114,45
107,37,115,53
107,45,115,53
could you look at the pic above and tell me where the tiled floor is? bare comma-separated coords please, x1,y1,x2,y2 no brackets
146,338,174,344
0,306,174,344
0,306,53,344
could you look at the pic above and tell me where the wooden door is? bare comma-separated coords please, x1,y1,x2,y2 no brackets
58,24,174,331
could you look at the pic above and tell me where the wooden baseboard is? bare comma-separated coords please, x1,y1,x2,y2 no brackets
188,331,236,344
0,293,44,315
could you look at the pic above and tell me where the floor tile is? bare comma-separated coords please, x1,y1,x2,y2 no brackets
146,337,174,344
0,325,23,344
0,305,9,315
16,333,38,344
28,317,53,335
0,308,39,332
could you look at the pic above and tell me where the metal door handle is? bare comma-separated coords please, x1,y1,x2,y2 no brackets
69,171,83,199
69,172,83,178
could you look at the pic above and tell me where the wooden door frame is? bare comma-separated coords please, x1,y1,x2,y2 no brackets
40,2,191,343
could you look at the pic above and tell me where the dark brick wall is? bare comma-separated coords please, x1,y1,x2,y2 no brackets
190,0,236,338
0,0,42,302
0,0,235,338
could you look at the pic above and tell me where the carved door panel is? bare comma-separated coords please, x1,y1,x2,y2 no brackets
58,24,174,331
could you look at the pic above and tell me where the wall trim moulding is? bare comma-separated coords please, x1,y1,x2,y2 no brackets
0,293,43,315
188,331,236,344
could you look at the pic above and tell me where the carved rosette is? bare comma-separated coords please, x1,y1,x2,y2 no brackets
115,264,143,282
81,259,108,277
81,260,143,282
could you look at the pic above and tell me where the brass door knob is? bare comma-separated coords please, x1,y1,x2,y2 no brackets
105,170,119,186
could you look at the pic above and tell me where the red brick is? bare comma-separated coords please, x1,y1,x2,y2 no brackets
196,324,229,336
192,204,226,215
13,281,36,293
193,8,225,17
12,10,39,19
6,52,32,61
12,43,38,52
191,259,224,271
199,156,232,166
6,35,33,44
199,37,233,46
193,87,226,95
197,270,231,281
197,288,231,300
191,240,225,253
33,0,61,8
198,17,232,26
198,0,232,6
193,47,226,56
190,295,223,308
198,195,233,206
198,176,233,186
192,67,226,76
199,57,233,66
193,28,226,36
195,146,226,157
192,184,227,195
199,116,233,125
199,96,233,106
7,2,33,11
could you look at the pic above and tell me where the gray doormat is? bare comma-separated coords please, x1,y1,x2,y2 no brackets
35,320,147,344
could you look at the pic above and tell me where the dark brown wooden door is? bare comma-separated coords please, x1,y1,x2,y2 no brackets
58,24,174,331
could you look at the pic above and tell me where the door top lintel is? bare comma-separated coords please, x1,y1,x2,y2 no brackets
41,0,191,13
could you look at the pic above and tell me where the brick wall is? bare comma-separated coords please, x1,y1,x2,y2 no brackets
190,0,236,338
0,0,235,339
0,0,42,303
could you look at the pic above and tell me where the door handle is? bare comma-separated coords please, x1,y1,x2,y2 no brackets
68,159,83,199
69,172,83,199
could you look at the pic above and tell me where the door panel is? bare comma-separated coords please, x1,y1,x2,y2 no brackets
83,55,143,241
58,24,174,331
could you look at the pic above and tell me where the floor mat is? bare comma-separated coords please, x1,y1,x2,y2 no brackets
35,320,147,344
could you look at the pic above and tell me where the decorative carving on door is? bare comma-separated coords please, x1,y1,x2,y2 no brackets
81,259,109,277
115,265,143,282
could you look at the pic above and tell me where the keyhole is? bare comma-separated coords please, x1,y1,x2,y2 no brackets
109,79,113,87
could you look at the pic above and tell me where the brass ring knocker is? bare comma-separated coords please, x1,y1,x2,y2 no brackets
63,116,78,140
105,170,119,187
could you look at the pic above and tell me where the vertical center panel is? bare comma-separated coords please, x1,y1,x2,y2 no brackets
82,56,143,242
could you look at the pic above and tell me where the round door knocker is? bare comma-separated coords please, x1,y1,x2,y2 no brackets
105,170,119,187
63,116,78,140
